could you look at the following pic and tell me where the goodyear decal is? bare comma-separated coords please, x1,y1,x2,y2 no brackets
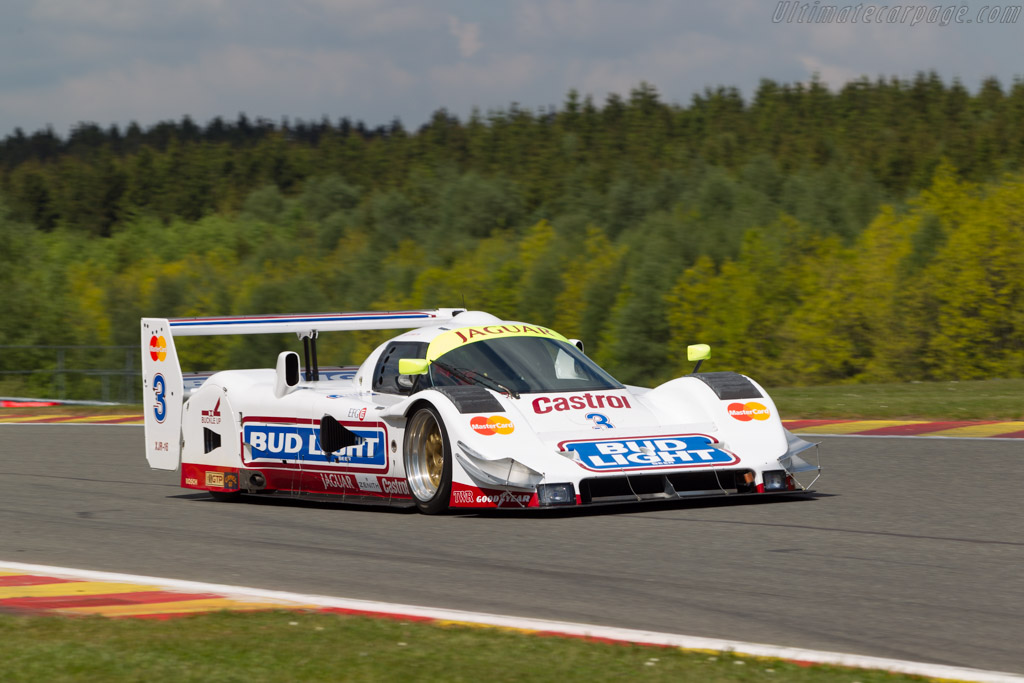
450,483,536,508
560,434,739,471
243,423,387,470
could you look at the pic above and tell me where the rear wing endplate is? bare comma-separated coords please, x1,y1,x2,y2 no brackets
140,309,465,470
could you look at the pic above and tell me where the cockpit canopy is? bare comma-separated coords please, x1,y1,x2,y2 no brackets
428,336,622,394
374,332,622,396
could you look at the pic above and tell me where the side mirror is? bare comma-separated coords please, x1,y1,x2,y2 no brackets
274,351,301,398
398,358,429,375
568,338,585,353
687,344,711,374
687,344,711,361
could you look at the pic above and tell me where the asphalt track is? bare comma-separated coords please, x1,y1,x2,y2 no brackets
0,426,1021,675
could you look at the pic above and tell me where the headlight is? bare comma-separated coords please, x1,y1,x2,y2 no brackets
763,470,788,491
537,483,575,506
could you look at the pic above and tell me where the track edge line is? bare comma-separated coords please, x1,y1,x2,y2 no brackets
1,560,1020,683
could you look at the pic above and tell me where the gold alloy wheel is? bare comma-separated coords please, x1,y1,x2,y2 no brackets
405,408,447,502
425,428,443,488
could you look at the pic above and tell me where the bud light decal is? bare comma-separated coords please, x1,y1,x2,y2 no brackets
243,422,388,470
560,434,739,472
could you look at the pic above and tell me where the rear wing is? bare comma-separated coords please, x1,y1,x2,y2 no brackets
140,309,465,470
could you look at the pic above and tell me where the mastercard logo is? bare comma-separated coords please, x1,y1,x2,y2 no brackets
470,415,515,435
149,335,167,362
728,402,770,421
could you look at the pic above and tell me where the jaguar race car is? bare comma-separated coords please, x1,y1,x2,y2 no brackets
141,309,819,513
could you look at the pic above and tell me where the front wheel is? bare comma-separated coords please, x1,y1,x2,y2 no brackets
404,406,452,514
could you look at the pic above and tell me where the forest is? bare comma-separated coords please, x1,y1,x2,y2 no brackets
0,72,1022,400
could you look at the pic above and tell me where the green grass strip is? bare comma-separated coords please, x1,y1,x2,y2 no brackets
0,610,927,682
770,378,1024,420
3,378,1022,421
8,378,1024,421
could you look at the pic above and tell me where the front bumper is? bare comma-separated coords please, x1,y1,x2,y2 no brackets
448,429,821,510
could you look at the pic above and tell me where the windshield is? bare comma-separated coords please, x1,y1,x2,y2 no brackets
428,336,623,394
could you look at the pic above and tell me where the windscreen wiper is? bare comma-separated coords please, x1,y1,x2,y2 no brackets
431,359,520,399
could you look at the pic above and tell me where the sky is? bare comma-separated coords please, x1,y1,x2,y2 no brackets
0,0,1020,137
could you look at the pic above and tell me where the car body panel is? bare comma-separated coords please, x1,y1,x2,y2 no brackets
141,309,819,512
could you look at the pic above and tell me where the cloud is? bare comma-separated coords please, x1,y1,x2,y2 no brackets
0,0,1013,136
28,0,230,30
429,54,535,91
308,0,438,34
559,30,759,105
784,14,966,88
516,0,677,43
448,16,482,58
797,55,867,89
0,45,416,131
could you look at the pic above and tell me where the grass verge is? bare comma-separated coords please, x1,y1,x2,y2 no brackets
0,610,925,682
769,378,1024,421
0,404,142,416
1,379,1022,421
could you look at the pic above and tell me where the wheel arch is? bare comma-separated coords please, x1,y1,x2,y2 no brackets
402,399,455,514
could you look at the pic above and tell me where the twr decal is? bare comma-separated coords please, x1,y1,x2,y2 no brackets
450,483,538,508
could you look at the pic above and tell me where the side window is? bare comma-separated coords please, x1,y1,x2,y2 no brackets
372,341,428,395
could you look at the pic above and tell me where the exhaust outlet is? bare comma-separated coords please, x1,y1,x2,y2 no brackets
242,470,267,491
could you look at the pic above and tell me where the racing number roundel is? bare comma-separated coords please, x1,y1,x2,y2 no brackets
149,335,167,362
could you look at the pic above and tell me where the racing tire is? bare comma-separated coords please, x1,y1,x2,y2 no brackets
404,405,452,515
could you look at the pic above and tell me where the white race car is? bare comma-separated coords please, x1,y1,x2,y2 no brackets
141,309,819,513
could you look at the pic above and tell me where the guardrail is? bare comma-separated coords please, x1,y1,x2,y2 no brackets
0,345,138,404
